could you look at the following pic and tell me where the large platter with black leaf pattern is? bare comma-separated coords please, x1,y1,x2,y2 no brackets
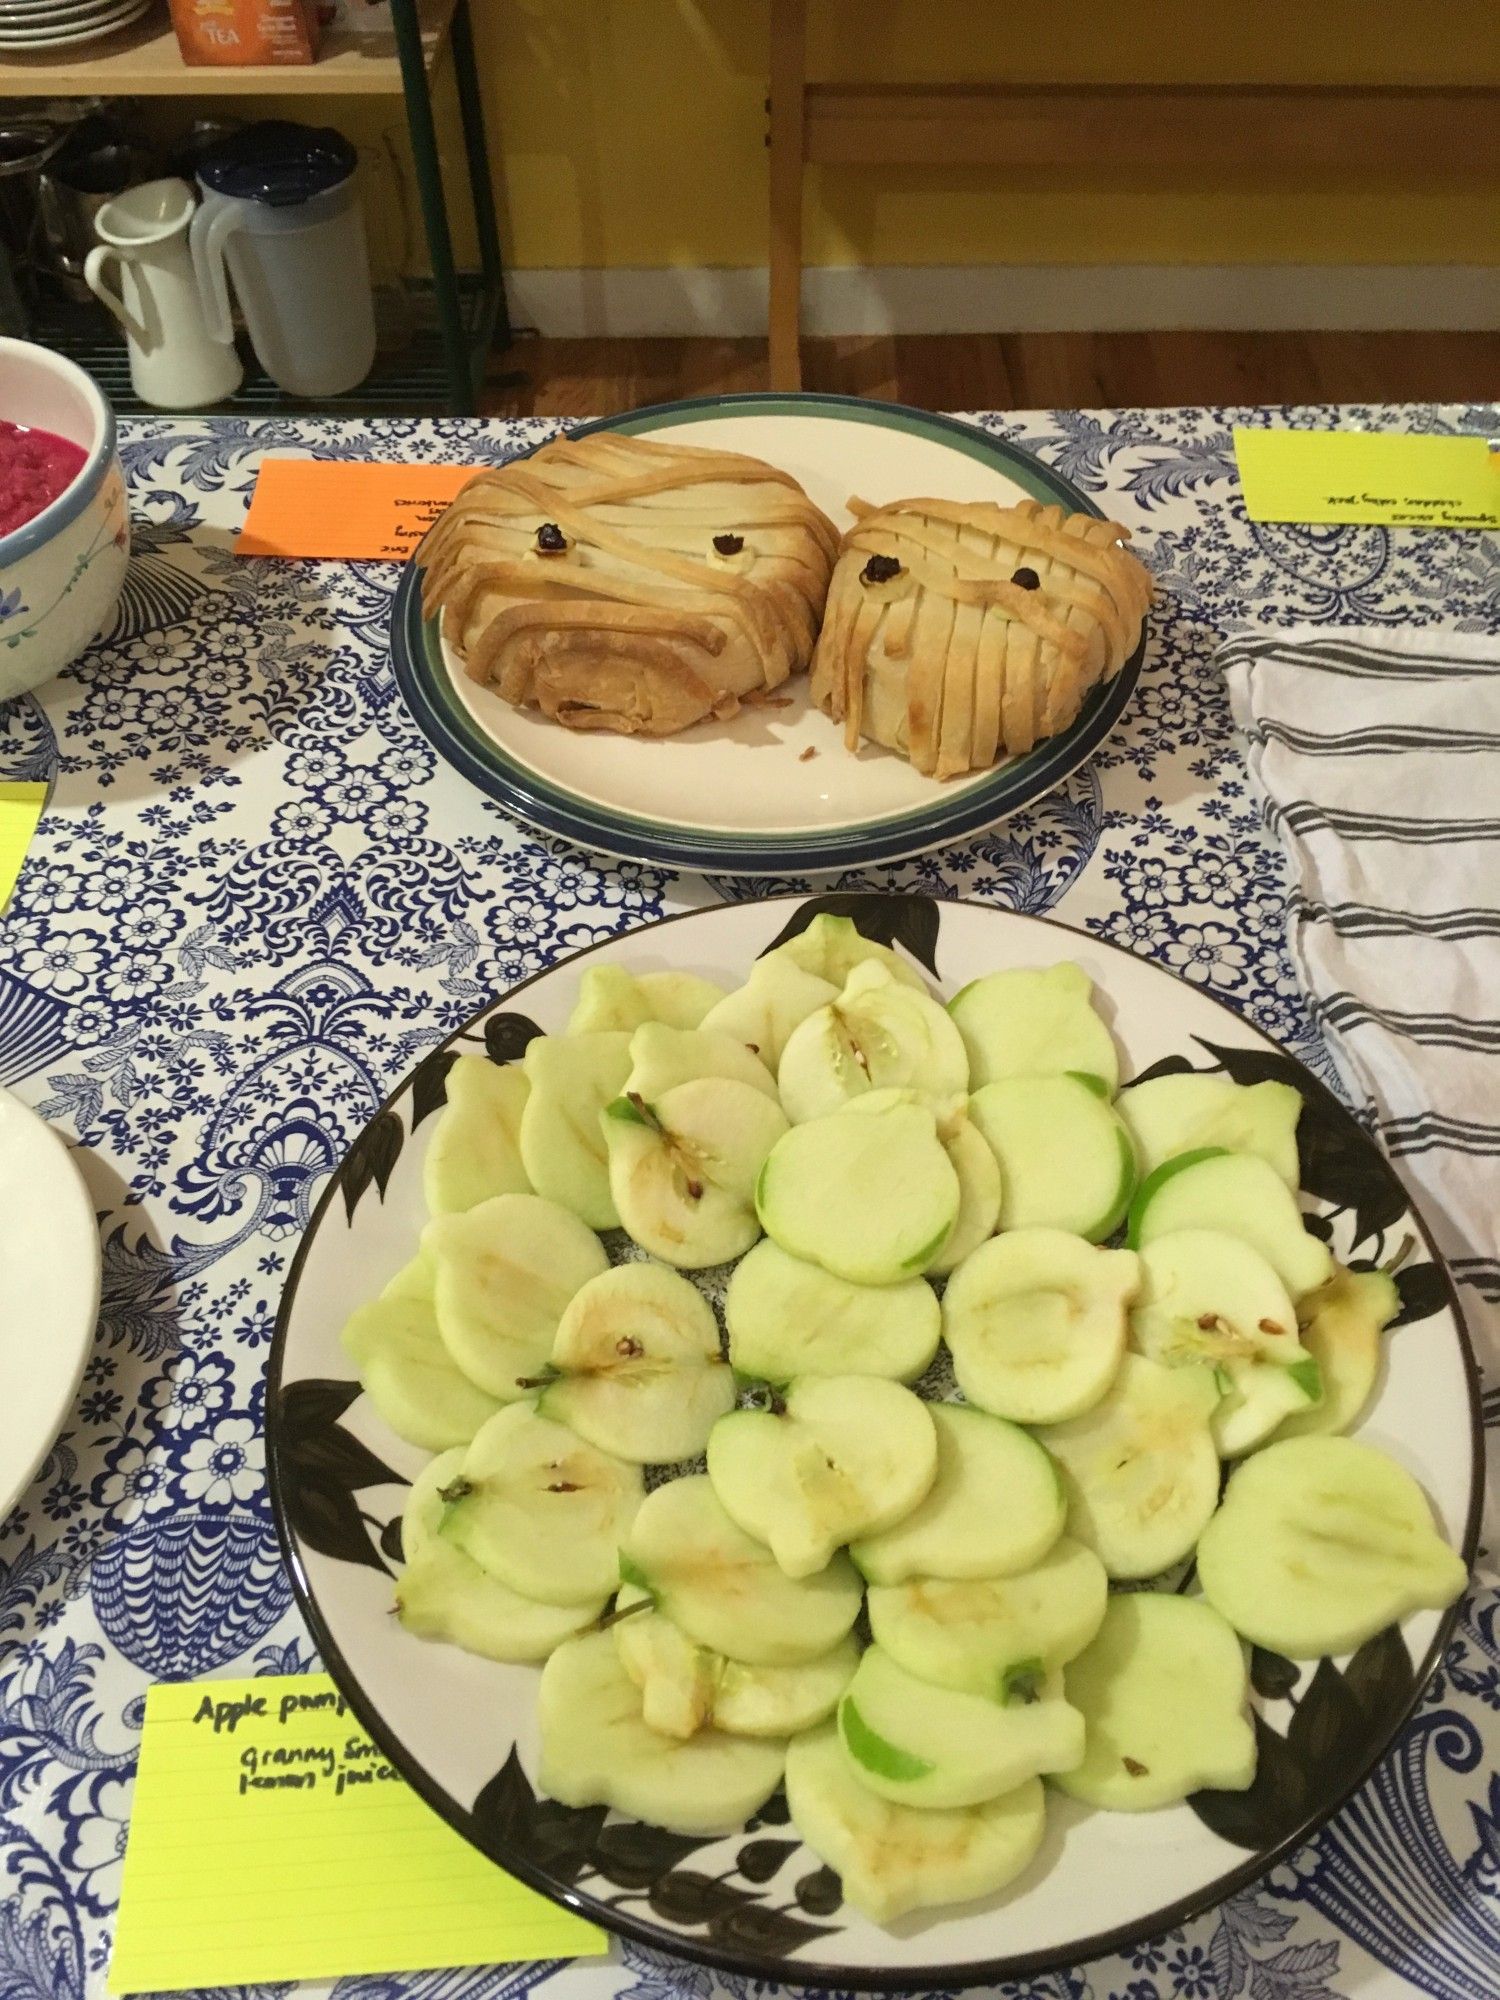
267,894,1481,1989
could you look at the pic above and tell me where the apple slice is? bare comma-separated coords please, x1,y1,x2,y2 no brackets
567,964,726,1034
603,1077,789,1267
851,1403,1064,1583
1129,1229,1317,1455
724,1238,941,1383
426,1191,608,1400
713,1640,860,1740
970,1076,1136,1240
701,956,840,1072
927,1106,1004,1275
611,1581,717,1739
756,1098,959,1286
538,1261,735,1464
519,1032,631,1229
707,1374,938,1577
867,1537,1110,1699
786,1725,1047,1924
1130,1227,1301,1359
399,1446,464,1568
949,963,1119,1093
396,1448,604,1661
1043,1352,1222,1580
342,1253,501,1450
625,1022,779,1103
834,1085,1001,1276
942,1228,1140,1424
539,1629,785,1835
423,1056,531,1216
613,1583,859,1739
1116,1073,1302,1189
768,911,929,993
837,1645,1084,1809
1271,1264,1397,1442
622,1473,862,1666
1197,1434,1468,1658
1056,1593,1257,1810
1129,1149,1332,1299
777,961,969,1123
440,1401,643,1605
1211,1360,1322,1459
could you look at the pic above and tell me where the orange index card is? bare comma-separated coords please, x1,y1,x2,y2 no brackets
237,459,484,561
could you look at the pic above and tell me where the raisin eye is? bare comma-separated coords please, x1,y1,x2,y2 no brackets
713,533,744,556
536,522,567,554
1011,566,1040,590
861,554,903,585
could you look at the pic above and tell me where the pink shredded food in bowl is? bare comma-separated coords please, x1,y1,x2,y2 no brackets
0,420,88,538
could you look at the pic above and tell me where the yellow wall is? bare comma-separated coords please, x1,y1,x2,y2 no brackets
255,0,1500,274
463,0,1498,270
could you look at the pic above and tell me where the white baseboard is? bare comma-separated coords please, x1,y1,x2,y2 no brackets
504,264,1500,339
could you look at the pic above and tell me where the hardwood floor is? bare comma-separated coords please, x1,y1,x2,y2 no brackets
483,330,1498,416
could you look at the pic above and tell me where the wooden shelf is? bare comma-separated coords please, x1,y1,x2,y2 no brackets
0,0,455,97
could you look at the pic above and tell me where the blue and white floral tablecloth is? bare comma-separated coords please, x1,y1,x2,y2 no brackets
0,405,1496,2000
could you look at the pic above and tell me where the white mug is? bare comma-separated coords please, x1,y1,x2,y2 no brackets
84,177,242,410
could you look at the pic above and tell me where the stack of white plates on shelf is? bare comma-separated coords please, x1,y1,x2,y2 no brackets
0,0,158,51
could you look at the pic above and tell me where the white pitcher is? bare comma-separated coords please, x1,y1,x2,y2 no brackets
189,178,377,401
84,178,242,410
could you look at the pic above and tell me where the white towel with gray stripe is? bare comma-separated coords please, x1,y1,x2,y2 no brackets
1219,624,1500,1455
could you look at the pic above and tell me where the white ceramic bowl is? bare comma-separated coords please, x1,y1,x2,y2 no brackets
0,338,129,701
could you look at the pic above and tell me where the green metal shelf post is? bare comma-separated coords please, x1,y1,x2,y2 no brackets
392,0,478,412
450,0,510,352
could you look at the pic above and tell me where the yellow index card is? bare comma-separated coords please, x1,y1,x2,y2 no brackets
0,781,46,914
109,1674,607,1994
1235,428,1500,529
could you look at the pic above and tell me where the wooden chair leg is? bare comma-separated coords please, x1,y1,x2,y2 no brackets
768,0,807,392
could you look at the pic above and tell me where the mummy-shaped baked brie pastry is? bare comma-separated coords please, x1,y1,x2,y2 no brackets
420,432,838,738
810,497,1152,778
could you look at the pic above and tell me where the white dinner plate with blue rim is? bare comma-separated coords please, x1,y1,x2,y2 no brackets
390,395,1148,874
268,893,1480,1990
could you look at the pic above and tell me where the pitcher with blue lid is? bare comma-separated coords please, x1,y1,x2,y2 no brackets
189,119,377,400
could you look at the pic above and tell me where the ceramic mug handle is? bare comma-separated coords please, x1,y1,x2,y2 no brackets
83,246,148,346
